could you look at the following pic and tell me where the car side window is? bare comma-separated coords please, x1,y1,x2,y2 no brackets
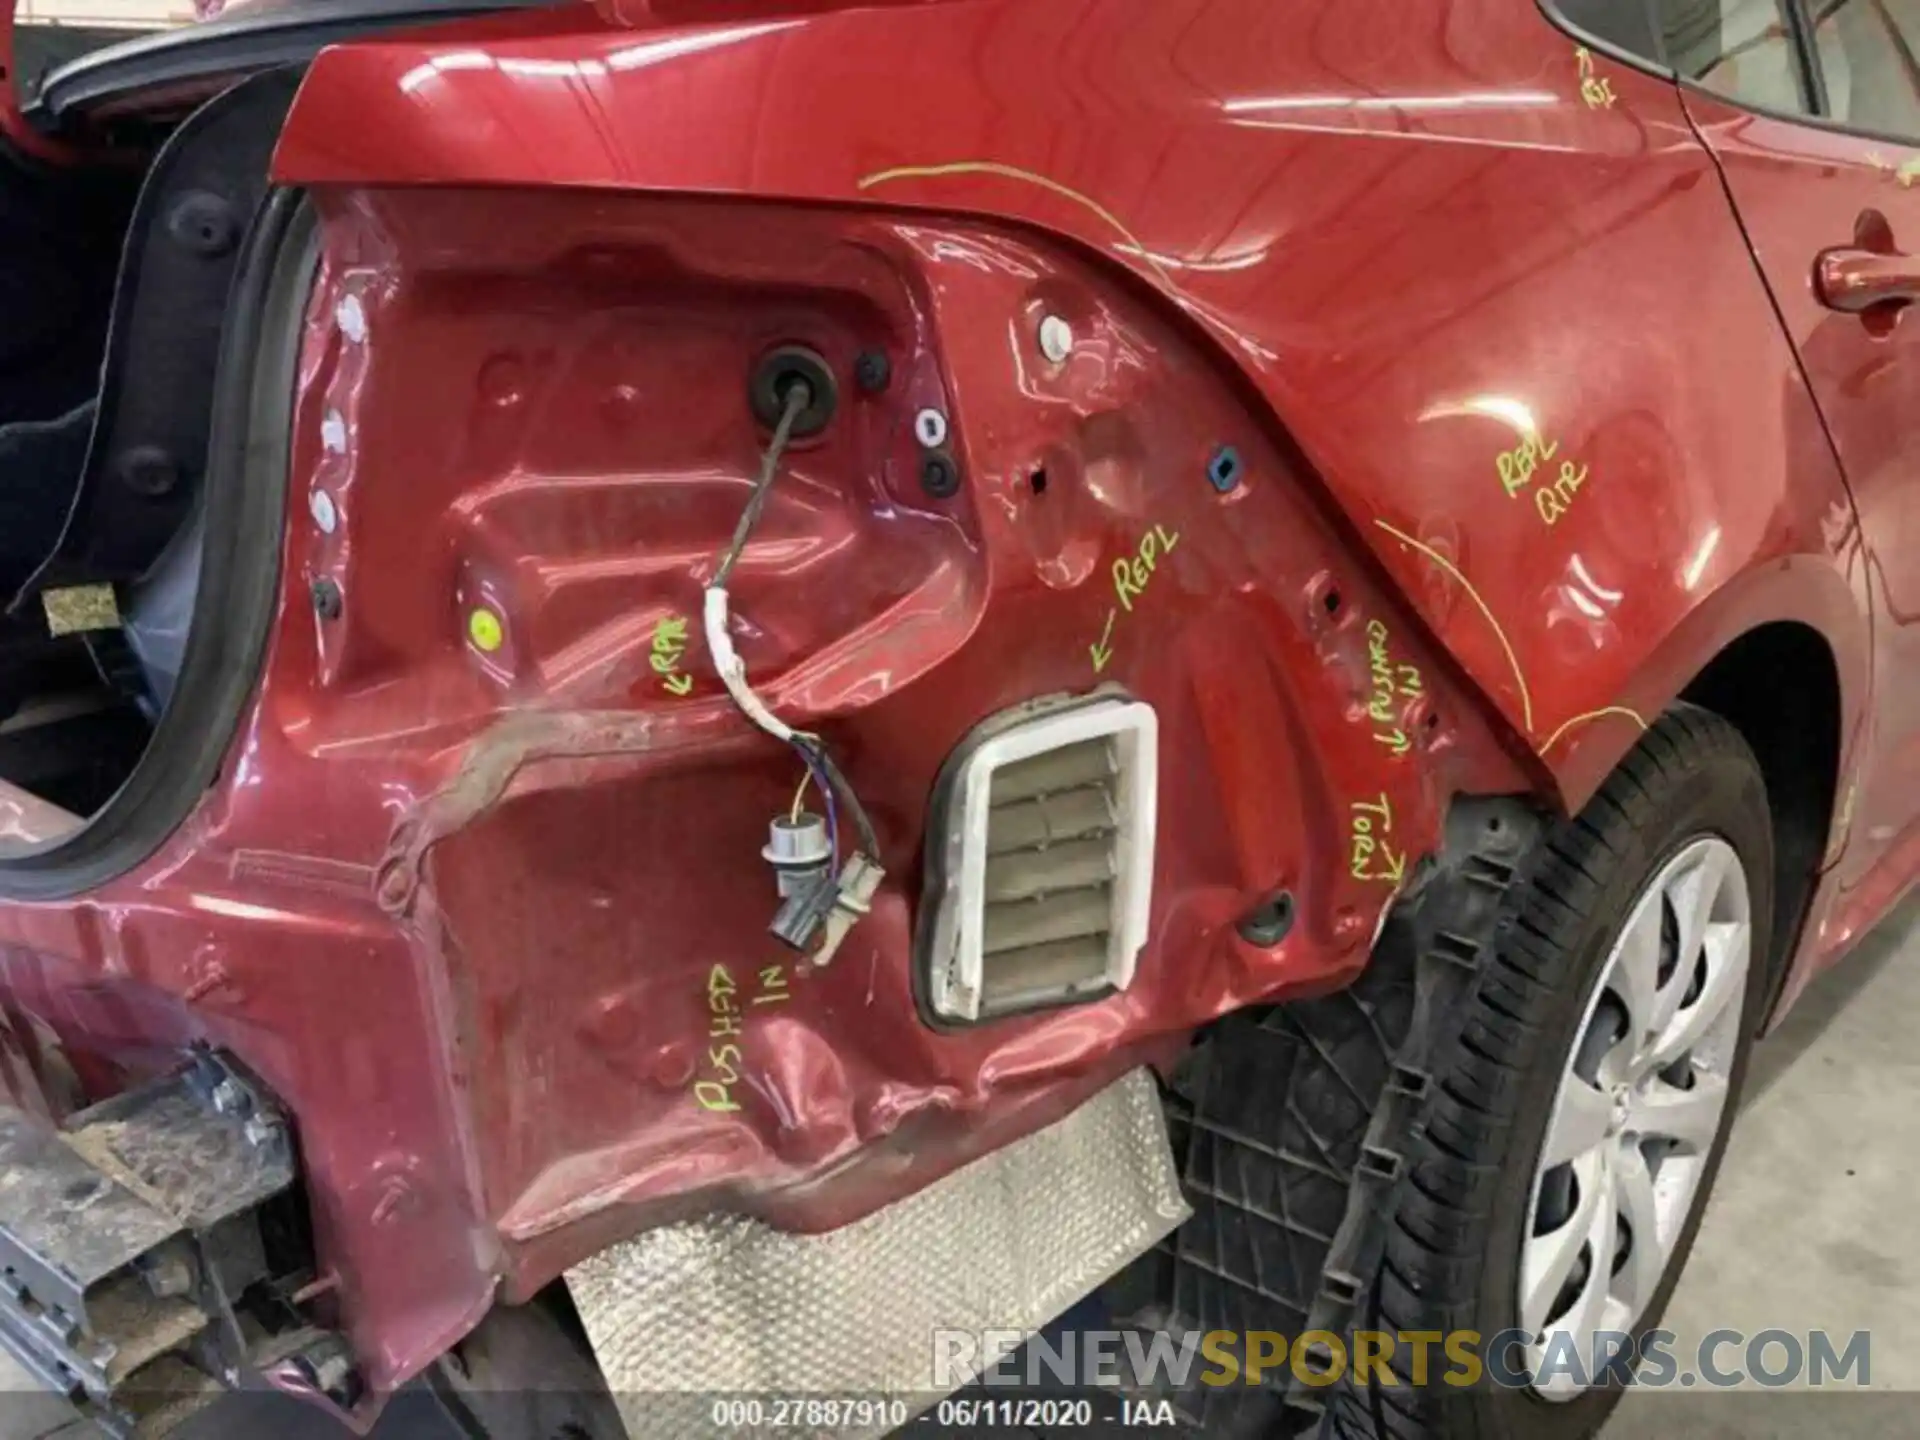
1556,0,1669,64
1659,0,1812,113
1808,0,1920,137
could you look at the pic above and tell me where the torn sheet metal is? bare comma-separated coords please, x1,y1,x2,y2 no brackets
566,1068,1186,1439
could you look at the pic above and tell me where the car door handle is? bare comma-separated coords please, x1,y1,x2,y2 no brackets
1815,246,1920,313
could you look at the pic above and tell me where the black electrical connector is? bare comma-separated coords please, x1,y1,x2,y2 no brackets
771,870,840,951
715,367,885,966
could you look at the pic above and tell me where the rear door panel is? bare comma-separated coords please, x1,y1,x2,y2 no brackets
1679,17,1920,897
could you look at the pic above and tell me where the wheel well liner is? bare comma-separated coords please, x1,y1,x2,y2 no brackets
1680,620,1840,1026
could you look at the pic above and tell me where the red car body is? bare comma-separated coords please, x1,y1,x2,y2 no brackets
0,0,1900,1409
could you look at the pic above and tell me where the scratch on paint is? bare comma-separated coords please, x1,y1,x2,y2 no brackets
857,161,1179,290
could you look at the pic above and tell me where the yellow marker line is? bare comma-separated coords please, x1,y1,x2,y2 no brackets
1540,706,1647,755
857,161,1177,289
1375,519,1534,733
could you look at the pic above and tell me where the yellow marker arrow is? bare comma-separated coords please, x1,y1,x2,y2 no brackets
1089,610,1117,674
1366,845,1407,886
1373,728,1410,757
663,674,694,697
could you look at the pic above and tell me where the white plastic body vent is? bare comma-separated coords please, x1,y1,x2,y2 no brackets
926,698,1158,1023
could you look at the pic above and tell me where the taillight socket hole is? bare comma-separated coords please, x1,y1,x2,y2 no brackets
749,345,838,437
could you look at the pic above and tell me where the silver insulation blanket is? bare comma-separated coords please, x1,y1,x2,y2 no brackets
567,1068,1188,1438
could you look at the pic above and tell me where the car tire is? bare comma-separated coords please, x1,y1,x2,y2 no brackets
1327,705,1775,1439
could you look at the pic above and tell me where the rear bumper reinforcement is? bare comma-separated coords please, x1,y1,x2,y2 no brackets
0,1048,296,1437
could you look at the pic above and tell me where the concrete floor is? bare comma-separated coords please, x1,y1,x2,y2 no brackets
1610,893,1920,1436
4,898,1918,1438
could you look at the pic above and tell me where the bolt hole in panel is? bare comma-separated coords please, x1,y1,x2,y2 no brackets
258,187,1522,1322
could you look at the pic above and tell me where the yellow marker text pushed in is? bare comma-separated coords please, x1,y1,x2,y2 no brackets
694,959,796,1112
1365,620,1424,756
697,963,741,1112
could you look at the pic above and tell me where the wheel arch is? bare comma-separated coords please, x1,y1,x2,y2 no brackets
1678,620,1844,1031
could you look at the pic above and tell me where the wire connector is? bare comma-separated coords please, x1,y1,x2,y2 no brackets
817,853,884,965
769,852,886,965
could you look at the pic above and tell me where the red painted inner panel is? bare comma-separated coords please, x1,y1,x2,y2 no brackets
296,188,1513,1289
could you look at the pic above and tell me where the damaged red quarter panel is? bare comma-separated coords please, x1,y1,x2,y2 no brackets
291,186,1524,1335
0,0,1883,1414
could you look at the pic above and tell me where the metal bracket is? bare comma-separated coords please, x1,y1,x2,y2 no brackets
0,1047,299,1435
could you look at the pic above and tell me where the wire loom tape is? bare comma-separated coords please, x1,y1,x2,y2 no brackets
566,1069,1189,1437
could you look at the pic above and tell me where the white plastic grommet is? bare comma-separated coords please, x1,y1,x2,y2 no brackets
914,408,949,448
1038,314,1074,364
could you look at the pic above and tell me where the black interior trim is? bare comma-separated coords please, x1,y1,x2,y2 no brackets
0,192,313,898
14,66,301,603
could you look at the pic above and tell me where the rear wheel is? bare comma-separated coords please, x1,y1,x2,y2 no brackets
1338,706,1773,1438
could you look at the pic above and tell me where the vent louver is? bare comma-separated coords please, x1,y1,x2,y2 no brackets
922,698,1157,1024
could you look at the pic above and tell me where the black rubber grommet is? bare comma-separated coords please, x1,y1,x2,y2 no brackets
116,445,181,498
167,190,238,258
920,449,960,498
854,351,892,393
750,346,838,436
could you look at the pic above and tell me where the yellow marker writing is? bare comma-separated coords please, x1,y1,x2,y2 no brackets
1349,793,1406,885
1539,706,1648,754
1374,520,1535,732
651,613,694,697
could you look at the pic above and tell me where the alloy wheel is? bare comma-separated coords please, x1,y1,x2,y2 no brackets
1520,835,1752,1398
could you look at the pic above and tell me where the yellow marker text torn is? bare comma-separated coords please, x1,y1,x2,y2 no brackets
1350,793,1407,886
